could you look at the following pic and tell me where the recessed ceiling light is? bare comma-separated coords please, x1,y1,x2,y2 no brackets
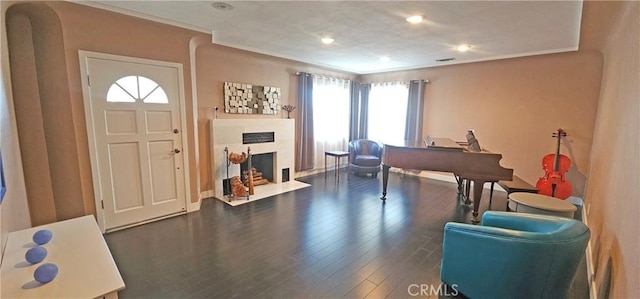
321,37,335,45
406,15,424,24
379,56,390,63
456,44,471,52
211,2,233,11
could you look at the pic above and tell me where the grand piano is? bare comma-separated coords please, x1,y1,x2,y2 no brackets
381,138,513,223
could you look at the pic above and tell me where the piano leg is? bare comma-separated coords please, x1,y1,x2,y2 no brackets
464,180,472,205
455,175,464,199
471,179,486,224
455,176,472,205
381,165,390,200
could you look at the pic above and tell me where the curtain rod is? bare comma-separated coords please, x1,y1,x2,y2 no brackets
295,72,429,84
364,79,430,84
295,72,352,81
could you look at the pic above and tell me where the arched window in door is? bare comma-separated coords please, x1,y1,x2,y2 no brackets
106,75,168,104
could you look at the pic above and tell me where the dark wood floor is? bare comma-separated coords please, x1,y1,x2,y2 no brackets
104,170,588,299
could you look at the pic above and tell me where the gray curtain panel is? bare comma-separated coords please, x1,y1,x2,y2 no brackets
404,80,426,141
358,84,371,140
296,72,315,171
349,81,361,141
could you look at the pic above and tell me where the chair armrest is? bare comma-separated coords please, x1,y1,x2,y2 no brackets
348,142,356,162
444,221,538,241
373,142,383,157
482,211,571,233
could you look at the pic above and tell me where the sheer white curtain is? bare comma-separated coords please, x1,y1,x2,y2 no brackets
367,81,409,144
312,76,350,169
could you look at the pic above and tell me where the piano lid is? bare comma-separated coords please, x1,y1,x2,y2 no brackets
384,137,463,151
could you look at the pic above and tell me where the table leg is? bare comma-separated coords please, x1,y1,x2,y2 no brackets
335,156,339,181
347,158,350,180
324,153,327,179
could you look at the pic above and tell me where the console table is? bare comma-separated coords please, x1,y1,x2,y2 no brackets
1,215,125,298
325,150,350,182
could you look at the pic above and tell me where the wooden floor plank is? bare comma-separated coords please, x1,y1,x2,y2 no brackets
104,170,588,299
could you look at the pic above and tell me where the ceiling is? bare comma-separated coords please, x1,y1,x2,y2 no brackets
78,1,584,74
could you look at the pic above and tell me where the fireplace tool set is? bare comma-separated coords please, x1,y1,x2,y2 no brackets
223,147,255,201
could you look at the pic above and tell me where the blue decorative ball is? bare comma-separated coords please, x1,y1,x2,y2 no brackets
25,246,47,264
33,230,53,245
34,263,58,284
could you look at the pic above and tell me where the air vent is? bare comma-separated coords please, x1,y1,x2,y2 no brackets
436,58,456,62
242,132,275,144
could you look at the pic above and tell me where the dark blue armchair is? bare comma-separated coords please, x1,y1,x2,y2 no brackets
441,211,590,299
348,139,383,178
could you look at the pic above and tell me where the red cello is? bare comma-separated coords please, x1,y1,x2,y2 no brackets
536,129,572,199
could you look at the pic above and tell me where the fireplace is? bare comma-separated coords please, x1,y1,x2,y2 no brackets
210,119,309,206
241,152,274,182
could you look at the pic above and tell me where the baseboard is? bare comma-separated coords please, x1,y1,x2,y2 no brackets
391,169,507,192
187,200,201,213
295,167,507,192
582,206,598,299
295,168,326,178
200,190,214,200
107,211,187,233
184,190,211,213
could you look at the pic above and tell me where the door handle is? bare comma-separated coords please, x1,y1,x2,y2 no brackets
173,148,181,154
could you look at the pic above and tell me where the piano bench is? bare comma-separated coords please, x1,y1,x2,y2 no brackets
489,176,538,210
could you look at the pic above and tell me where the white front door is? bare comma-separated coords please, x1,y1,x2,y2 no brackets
80,52,187,231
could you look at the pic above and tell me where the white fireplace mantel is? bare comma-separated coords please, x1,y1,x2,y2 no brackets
210,119,308,205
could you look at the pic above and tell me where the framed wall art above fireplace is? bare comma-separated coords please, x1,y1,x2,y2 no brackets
223,82,281,115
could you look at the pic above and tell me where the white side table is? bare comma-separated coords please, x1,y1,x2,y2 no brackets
508,192,577,218
1,215,125,298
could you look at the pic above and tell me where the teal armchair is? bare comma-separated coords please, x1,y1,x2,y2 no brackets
441,211,590,299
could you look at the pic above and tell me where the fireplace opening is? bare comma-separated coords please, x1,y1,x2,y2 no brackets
241,152,274,185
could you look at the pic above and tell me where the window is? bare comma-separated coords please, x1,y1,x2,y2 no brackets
367,82,409,143
312,76,350,167
106,76,168,104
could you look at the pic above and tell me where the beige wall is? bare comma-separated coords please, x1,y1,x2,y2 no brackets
360,51,602,197
7,2,87,224
583,1,639,297
0,0,32,261
194,43,356,192
49,1,202,205
3,1,203,228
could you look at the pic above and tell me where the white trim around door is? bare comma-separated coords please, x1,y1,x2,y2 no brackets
79,50,192,233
